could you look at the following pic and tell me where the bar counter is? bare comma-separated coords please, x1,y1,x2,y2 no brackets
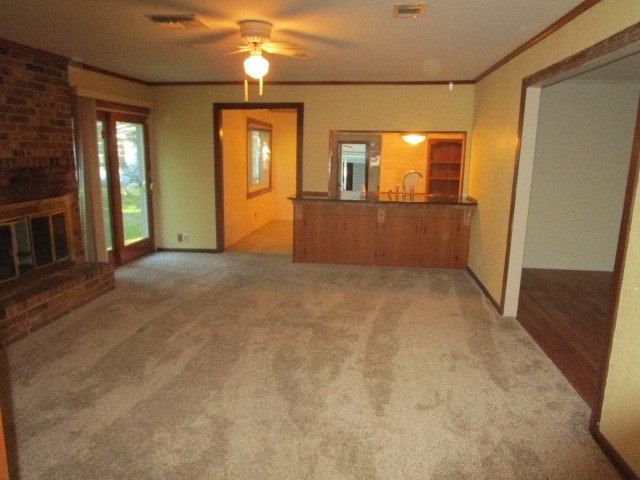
291,191,477,205
290,192,477,268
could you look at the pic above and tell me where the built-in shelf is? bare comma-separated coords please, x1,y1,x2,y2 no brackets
427,138,463,196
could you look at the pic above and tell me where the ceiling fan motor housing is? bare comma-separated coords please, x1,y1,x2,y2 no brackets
240,20,273,44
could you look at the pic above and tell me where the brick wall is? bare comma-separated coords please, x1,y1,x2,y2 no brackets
0,39,114,346
0,39,84,260
0,263,115,346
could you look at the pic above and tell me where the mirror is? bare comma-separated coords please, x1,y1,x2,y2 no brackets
329,131,466,197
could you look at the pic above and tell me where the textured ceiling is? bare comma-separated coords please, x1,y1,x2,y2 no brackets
0,0,598,83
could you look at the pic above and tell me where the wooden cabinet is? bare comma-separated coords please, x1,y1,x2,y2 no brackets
419,207,471,268
427,138,463,196
376,208,422,266
293,202,376,265
293,199,474,269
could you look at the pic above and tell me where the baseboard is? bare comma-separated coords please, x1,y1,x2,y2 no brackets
156,248,219,254
590,425,639,479
466,266,502,314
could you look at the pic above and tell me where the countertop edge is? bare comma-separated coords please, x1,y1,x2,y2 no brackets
289,194,478,206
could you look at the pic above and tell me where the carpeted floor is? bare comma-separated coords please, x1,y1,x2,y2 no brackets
0,252,620,479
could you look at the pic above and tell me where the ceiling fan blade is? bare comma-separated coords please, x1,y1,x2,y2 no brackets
262,41,314,59
188,28,239,47
224,46,251,56
277,28,351,49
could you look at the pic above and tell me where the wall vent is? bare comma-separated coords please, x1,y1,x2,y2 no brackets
393,3,426,19
146,14,209,29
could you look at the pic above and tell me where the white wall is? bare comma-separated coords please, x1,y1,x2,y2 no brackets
523,80,640,270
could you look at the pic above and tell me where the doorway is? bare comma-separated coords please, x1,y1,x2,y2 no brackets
503,35,640,406
96,110,154,265
212,103,304,253
338,142,368,192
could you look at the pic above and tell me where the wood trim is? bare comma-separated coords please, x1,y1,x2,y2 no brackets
501,21,640,315
590,428,639,480
77,63,152,86
499,81,530,315
213,102,304,252
296,106,305,197
150,80,476,87
474,0,602,82
589,93,640,463
466,266,501,312
524,22,640,87
213,105,225,253
95,100,150,116
246,118,273,198
498,20,640,480
156,248,219,254
0,407,8,480
246,187,273,199
98,110,155,265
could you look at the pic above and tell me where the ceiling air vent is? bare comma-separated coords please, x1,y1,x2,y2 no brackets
146,14,208,29
393,3,426,19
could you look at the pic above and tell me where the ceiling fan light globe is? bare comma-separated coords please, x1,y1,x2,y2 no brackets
244,54,269,79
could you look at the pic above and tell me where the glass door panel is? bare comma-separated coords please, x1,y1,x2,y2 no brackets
96,110,154,266
116,121,150,246
96,119,113,251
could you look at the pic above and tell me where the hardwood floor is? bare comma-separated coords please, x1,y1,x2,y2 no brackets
226,220,293,254
517,268,612,408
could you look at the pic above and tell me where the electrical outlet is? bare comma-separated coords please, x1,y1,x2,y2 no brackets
183,233,189,243
177,233,183,242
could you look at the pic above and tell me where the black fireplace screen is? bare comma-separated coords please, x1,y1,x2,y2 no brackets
0,212,70,282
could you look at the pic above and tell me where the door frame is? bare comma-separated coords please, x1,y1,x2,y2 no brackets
337,141,369,192
97,108,155,265
501,24,640,478
212,103,304,253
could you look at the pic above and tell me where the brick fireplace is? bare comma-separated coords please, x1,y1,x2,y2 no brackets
0,39,114,346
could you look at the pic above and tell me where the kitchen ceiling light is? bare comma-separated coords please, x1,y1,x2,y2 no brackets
402,134,426,145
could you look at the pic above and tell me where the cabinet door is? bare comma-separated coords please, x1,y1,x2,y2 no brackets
420,216,456,268
338,213,376,264
420,210,470,268
449,209,471,268
376,213,421,266
293,204,340,263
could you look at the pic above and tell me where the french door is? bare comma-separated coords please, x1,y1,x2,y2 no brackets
97,110,154,265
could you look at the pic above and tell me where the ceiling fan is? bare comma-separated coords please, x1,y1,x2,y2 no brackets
209,20,313,100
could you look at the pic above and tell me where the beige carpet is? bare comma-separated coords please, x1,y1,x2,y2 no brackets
0,252,620,479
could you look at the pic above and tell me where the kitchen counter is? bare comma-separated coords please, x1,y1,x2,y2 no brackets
290,193,476,269
290,191,477,205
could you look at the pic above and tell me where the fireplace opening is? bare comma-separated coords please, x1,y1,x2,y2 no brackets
0,197,73,283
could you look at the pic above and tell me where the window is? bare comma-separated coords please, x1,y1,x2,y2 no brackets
247,118,272,197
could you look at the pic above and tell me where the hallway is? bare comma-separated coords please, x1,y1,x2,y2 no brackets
226,220,293,254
